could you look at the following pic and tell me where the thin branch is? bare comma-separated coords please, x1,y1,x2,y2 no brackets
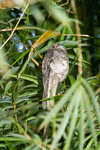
60,0,69,7
30,57,39,66
63,33,89,37
0,2,30,50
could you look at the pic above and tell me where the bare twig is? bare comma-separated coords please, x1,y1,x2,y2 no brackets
63,33,89,37
30,57,39,66
0,26,46,32
0,2,30,50
60,0,69,7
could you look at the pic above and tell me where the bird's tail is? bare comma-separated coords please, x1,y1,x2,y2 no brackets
42,74,58,110
42,74,58,141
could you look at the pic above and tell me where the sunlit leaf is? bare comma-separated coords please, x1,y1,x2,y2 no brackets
29,30,60,56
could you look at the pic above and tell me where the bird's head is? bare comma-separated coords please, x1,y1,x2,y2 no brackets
50,43,66,51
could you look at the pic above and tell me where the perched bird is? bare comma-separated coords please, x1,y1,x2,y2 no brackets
42,43,69,110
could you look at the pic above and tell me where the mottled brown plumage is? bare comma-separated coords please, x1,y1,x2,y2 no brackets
42,43,69,110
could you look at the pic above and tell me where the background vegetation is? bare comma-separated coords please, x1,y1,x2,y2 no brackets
0,0,100,149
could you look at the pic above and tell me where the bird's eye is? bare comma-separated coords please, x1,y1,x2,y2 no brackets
52,45,56,49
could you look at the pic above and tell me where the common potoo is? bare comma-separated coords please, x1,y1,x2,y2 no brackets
42,43,69,110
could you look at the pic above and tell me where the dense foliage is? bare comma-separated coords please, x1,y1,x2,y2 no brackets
0,0,100,150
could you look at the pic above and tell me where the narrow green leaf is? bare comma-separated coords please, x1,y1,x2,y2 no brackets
5,25,46,32
5,141,14,150
51,88,79,149
0,137,28,142
0,67,19,85
18,58,30,76
69,75,75,85
55,23,65,32
79,97,84,150
63,88,81,150
4,81,12,95
39,79,79,131
85,138,94,150
81,86,97,148
11,49,30,66
0,144,6,148
0,120,12,126
82,78,100,123
59,40,78,47
10,74,38,84
18,91,37,97
60,26,67,41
